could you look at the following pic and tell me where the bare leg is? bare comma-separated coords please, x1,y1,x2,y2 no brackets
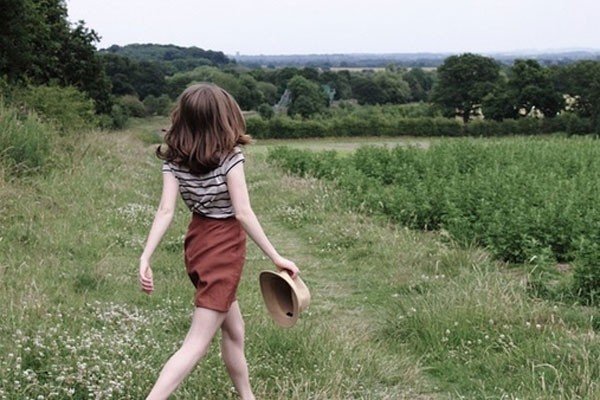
220,301,255,400
146,307,227,400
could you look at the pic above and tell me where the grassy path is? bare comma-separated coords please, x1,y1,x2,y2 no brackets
1,119,597,399
0,121,441,399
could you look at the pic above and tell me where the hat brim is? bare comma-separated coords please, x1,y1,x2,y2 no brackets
259,270,310,328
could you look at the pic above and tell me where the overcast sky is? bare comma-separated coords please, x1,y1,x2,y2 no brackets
66,0,599,55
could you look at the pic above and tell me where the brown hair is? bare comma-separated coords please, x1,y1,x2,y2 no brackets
156,82,252,174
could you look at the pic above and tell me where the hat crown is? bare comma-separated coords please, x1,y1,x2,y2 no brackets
259,270,310,328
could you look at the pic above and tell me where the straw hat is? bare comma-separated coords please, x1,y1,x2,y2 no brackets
259,270,311,328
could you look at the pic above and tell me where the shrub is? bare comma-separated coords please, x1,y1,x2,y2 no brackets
118,95,146,117
573,238,600,305
12,84,97,135
0,100,53,176
257,103,275,120
143,94,173,116
268,137,600,305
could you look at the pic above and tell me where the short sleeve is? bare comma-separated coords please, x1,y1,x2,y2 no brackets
223,148,245,175
161,160,172,174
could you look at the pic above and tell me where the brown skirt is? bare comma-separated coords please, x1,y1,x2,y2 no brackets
183,213,247,312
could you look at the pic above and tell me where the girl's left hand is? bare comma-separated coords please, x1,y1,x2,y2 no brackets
139,258,154,294
273,255,300,279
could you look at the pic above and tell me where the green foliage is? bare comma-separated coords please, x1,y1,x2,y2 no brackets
142,94,172,116
257,103,274,119
97,103,129,130
509,59,564,118
268,137,600,302
552,60,600,133
101,53,168,100
165,66,265,110
117,95,146,117
573,238,600,305
246,107,591,139
403,67,435,102
286,75,329,118
0,100,52,176
431,53,500,122
100,43,231,73
12,84,97,134
0,0,112,113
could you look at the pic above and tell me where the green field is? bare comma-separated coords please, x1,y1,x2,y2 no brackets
0,118,598,399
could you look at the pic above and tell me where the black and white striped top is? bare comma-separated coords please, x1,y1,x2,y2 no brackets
161,146,245,218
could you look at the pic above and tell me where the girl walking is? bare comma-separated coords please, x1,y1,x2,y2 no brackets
138,82,299,399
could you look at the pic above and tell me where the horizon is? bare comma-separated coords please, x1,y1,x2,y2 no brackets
98,43,600,58
67,0,600,57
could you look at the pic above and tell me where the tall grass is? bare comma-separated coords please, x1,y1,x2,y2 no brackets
0,100,52,177
0,122,430,399
2,119,598,398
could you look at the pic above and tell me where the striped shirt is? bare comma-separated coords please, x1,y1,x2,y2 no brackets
161,146,245,218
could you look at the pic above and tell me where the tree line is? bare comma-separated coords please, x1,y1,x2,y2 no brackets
1,0,599,133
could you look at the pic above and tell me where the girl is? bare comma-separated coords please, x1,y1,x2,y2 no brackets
138,82,299,400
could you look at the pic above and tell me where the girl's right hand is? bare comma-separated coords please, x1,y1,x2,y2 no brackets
139,258,154,294
273,255,300,279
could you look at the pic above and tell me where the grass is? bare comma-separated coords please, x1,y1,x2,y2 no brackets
0,118,597,399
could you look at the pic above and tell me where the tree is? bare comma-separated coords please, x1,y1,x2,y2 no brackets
509,59,563,118
0,0,112,113
481,80,515,121
319,70,352,100
286,75,328,118
403,68,435,102
0,0,35,81
431,53,500,123
373,71,411,104
552,61,600,131
350,74,385,105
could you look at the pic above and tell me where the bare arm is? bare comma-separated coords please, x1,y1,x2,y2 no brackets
139,170,179,293
227,161,299,278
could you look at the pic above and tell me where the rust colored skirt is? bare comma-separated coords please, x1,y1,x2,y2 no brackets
183,213,247,312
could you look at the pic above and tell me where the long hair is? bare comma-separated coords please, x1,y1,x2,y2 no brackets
156,82,252,174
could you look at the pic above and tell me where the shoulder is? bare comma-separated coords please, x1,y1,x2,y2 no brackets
222,146,245,174
161,160,173,173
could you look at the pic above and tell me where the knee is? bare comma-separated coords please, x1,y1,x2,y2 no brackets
222,320,245,344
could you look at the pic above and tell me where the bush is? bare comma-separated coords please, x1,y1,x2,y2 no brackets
0,100,53,176
143,94,173,116
12,84,97,135
573,239,600,305
98,103,128,130
118,95,146,117
257,103,274,120
245,105,595,139
269,137,600,306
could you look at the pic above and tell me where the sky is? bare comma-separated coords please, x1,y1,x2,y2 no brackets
66,0,600,56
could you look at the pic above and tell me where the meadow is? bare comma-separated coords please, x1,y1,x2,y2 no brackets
0,117,598,399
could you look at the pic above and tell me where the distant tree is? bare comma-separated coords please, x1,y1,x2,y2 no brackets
319,70,352,100
298,67,320,81
509,59,563,117
373,72,411,104
286,75,328,118
431,53,500,123
143,94,172,116
482,80,515,121
349,71,411,105
552,61,600,128
350,74,386,105
101,54,137,96
256,81,279,105
257,103,275,119
403,68,435,102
